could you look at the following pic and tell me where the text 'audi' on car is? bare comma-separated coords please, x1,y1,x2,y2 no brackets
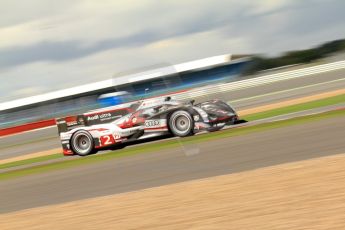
56,97,240,156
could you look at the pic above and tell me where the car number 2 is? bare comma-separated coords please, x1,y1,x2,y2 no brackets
100,135,115,146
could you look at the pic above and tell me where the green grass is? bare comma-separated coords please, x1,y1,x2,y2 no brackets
1,109,344,181
242,94,345,121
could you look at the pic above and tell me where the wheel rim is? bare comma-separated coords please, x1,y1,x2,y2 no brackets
73,133,92,155
171,113,191,135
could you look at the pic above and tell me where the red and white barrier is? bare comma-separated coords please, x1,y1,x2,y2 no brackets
0,119,56,137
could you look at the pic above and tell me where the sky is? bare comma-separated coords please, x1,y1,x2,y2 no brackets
1,0,345,102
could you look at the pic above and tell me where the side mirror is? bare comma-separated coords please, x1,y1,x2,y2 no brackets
190,100,195,105
165,96,171,101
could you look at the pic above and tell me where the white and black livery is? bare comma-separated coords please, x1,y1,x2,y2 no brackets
56,97,240,156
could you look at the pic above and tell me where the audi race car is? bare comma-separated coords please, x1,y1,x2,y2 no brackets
56,97,239,156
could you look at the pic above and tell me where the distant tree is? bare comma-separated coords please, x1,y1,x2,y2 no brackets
243,38,345,75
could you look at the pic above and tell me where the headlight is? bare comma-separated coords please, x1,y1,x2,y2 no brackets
193,115,200,121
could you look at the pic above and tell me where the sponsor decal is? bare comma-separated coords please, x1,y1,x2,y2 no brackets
145,120,160,127
86,112,124,125
100,113,111,119
144,119,168,131
87,114,99,121
86,113,114,121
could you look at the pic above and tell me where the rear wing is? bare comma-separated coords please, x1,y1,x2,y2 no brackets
55,115,86,134
56,107,132,134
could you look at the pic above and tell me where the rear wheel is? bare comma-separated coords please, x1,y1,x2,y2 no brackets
169,110,194,137
71,130,95,156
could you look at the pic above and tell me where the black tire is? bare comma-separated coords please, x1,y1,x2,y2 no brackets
70,130,95,156
168,110,194,137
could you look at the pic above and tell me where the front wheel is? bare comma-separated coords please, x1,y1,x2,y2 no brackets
169,110,194,137
71,130,95,156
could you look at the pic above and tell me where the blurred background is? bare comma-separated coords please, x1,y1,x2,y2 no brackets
1,0,345,129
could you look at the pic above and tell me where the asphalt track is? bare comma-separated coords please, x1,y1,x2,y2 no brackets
1,115,344,213
1,68,345,160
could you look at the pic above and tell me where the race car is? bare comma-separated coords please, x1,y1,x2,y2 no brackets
56,97,239,156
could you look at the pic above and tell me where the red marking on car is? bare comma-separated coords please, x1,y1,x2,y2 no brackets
94,145,102,149
100,134,115,146
64,116,77,123
63,149,73,155
117,113,145,129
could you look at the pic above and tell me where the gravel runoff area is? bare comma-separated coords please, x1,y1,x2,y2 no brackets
1,152,345,229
